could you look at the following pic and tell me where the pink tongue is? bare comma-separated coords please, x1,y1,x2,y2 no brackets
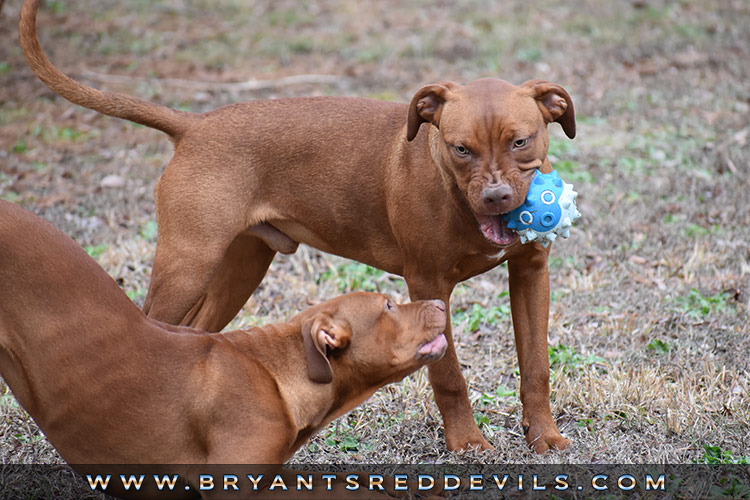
479,215,516,245
418,334,447,356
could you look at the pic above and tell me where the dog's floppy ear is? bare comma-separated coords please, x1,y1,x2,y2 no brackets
406,81,459,141
522,80,576,139
302,312,352,384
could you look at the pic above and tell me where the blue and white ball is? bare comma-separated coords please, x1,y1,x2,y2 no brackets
503,170,581,248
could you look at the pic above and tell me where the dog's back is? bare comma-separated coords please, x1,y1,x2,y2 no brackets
0,201,138,325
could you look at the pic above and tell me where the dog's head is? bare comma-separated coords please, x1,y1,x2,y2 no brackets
406,78,575,247
298,292,447,386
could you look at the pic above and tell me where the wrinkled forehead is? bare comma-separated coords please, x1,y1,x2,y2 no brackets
441,80,542,141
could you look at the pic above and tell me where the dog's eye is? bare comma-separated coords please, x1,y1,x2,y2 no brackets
513,138,529,149
385,300,393,311
454,145,470,156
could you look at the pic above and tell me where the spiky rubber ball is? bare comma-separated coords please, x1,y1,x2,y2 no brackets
503,170,580,248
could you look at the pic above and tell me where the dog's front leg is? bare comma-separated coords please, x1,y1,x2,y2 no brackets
406,275,492,451
507,244,570,453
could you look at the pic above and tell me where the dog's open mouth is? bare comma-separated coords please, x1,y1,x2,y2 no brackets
417,333,448,361
476,214,519,246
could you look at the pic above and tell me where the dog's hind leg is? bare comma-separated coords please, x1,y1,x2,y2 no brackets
178,224,295,332
180,233,277,332
142,157,281,332
142,228,232,330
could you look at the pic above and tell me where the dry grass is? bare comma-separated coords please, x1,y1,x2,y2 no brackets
1,0,749,473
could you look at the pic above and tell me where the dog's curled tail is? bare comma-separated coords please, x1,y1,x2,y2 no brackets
20,0,191,140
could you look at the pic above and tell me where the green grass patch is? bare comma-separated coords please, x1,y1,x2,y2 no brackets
0,106,32,127
672,289,732,319
473,412,503,434
617,155,648,174
710,477,750,499
31,124,96,144
548,344,605,374
475,385,518,435
140,220,158,242
548,137,592,183
126,289,146,302
319,421,370,453
266,7,315,28
85,244,108,260
0,393,18,408
12,141,28,154
646,339,670,354
577,418,595,434
514,47,541,63
324,433,360,452
0,191,20,203
374,413,405,428
318,261,400,293
478,385,517,406
548,136,578,158
12,433,44,445
452,293,511,332
554,159,593,184
288,36,315,54
684,223,719,238
699,444,749,465
662,213,682,224
47,1,67,14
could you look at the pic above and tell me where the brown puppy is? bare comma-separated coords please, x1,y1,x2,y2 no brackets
0,200,447,497
19,0,575,452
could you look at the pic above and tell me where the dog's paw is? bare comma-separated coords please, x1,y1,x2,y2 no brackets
524,422,571,453
446,433,494,452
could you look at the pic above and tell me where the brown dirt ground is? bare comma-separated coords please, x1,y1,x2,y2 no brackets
0,0,748,476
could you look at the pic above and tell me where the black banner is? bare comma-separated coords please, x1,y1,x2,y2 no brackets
1,464,748,499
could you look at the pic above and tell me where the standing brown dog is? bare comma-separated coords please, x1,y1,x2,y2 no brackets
20,0,575,452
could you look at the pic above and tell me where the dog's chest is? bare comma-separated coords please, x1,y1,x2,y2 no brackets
487,249,507,261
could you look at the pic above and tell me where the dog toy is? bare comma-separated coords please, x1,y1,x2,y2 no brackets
503,170,580,247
